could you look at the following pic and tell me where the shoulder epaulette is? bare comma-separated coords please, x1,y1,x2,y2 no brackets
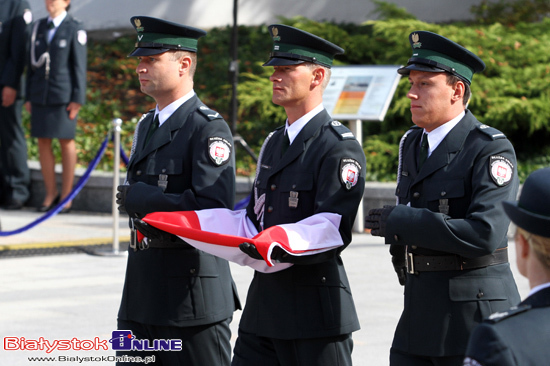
197,105,223,121
485,304,531,323
477,124,507,140
329,121,355,140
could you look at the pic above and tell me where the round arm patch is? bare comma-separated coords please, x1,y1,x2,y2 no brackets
340,158,361,190
489,155,513,186
208,137,232,166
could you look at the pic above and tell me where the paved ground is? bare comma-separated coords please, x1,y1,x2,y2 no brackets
0,207,530,365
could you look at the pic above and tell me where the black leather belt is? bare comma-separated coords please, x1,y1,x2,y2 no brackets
406,247,508,274
130,229,190,251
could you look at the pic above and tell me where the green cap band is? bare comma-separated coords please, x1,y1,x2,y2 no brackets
137,32,199,51
413,49,475,83
275,42,334,67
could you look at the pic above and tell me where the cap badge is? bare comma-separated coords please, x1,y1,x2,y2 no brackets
272,27,281,41
411,33,422,48
134,18,144,32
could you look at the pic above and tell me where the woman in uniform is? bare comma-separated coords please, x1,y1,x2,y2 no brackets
26,0,86,212
464,167,550,366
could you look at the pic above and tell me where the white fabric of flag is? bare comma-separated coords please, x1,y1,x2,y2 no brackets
142,209,343,273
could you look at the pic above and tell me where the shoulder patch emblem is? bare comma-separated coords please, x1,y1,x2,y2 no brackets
489,155,513,186
340,158,361,190
77,30,87,45
463,357,483,366
208,137,232,166
199,105,222,120
23,9,33,25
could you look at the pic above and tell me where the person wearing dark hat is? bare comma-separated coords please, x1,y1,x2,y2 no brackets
365,31,521,365
463,167,550,366
115,16,240,365
231,24,366,366
0,0,32,210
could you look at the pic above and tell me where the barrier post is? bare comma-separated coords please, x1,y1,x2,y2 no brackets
111,118,123,254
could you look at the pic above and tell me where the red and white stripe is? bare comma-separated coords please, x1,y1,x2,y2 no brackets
142,209,343,273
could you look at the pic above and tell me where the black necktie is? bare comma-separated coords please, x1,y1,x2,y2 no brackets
144,114,159,146
47,21,55,30
281,132,290,157
418,133,429,171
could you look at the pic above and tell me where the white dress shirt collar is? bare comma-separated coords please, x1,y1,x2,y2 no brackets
285,104,324,144
155,90,195,126
423,111,465,157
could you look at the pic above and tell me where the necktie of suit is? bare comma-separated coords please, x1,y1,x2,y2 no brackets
144,114,160,146
281,131,290,157
47,21,55,30
418,133,429,171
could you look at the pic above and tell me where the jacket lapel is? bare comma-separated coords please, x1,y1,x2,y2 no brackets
269,109,330,177
414,111,476,182
128,95,199,168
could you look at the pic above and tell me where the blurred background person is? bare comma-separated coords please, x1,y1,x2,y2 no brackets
25,0,86,213
464,167,550,366
0,0,32,210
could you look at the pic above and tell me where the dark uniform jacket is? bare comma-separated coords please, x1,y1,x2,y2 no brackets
385,110,521,356
241,109,365,339
118,95,240,327
26,14,86,106
0,0,30,95
464,286,550,366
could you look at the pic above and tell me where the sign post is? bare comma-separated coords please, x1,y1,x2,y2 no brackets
323,65,402,232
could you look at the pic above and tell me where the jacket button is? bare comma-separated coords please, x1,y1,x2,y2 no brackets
271,184,277,191
190,268,196,274
136,170,142,176
267,206,273,213
441,191,447,196
477,291,484,299
162,168,167,173
292,184,297,189
394,235,399,241
411,245,417,250
413,192,420,198
321,277,326,283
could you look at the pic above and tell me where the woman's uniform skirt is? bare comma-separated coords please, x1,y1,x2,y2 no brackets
30,104,77,139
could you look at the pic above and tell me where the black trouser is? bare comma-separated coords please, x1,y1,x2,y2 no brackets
0,99,30,204
116,318,232,366
232,328,353,366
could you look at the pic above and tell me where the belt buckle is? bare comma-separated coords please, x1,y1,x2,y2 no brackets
130,229,138,252
406,250,415,274
139,238,149,251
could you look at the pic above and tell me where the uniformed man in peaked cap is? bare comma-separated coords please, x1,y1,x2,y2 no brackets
115,16,240,365
365,31,521,365
464,167,550,366
232,24,366,366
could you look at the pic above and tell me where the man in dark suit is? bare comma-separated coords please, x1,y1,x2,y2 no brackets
115,16,240,365
365,31,521,365
464,167,550,366
0,0,32,210
232,24,366,366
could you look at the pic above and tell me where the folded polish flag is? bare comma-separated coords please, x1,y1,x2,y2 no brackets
142,209,343,273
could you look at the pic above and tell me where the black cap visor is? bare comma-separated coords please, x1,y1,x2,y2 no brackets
397,63,446,76
129,47,170,57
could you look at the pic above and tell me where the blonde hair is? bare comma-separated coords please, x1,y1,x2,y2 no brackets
517,226,550,270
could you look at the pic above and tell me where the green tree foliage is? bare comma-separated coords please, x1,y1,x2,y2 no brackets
23,5,550,182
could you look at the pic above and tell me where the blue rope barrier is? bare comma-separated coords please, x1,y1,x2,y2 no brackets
120,145,129,166
0,133,110,237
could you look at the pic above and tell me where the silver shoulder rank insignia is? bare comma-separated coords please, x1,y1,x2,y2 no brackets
208,137,232,166
489,155,513,186
340,158,361,190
